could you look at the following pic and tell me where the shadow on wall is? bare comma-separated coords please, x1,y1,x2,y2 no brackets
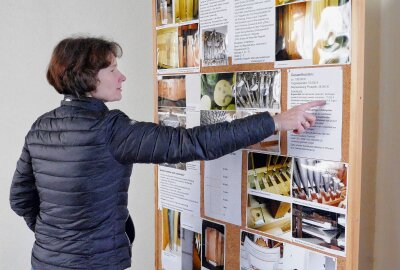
359,0,380,269
370,0,400,270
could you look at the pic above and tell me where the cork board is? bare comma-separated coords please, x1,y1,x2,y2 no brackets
153,1,365,270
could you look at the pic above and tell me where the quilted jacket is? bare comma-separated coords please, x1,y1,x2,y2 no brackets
10,95,275,270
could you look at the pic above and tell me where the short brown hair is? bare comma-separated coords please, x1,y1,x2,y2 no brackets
47,36,122,96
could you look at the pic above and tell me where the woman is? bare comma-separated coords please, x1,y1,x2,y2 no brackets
10,37,323,270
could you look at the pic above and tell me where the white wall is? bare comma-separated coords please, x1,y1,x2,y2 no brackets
0,1,154,269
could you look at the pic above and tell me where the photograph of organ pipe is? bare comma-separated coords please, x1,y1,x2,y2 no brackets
248,152,291,197
202,26,229,67
292,204,346,253
157,23,199,70
174,0,199,23
235,71,281,110
292,158,347,208
202,220,225,270
162,208,182,254
158,75,186,108
156,0,173,26
275,0,304,5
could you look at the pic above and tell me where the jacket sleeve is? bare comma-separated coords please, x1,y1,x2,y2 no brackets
107,110,275,164
10,141,39,232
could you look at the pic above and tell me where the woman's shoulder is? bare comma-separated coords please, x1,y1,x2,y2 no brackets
104,109,138,128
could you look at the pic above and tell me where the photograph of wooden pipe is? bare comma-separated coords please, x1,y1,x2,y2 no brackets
248,152,292,197
201,220,225,269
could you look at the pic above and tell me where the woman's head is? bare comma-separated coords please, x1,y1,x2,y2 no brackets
47,36,125,101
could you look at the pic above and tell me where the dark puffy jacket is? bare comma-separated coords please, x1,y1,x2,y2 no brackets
10,95,275,270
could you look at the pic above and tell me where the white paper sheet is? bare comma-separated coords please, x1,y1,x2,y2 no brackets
283,243,338,270
200,0,231,29
232,0,275,64
204,150,242,225
185,74,202,112
181,212,203,233
186,74,201,128
162,251,182,270
287,67,343,161
158,163,201,216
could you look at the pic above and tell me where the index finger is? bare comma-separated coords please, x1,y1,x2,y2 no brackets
299,100,326,110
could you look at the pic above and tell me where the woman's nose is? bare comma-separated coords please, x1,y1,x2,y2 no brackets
120,73,126,82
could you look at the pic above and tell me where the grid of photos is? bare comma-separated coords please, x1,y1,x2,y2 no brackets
292,204,346,256
240,230,337,270
202,220,225,270
275,0,351,67
157,23,200,73
246,153,292,239
153,0,354,266
245,151,349,256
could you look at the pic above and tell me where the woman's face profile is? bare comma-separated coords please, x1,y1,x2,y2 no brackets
91,55,126,102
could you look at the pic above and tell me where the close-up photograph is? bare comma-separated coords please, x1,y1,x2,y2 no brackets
247,194,292,238
201,73,236,111
247,152,292,197
202,26,229,67
275,0,312,65
0,1,396,270
292,204,346,255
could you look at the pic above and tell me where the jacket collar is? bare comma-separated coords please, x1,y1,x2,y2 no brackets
61,95,109,112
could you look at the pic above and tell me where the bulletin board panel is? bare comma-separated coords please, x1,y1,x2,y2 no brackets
153,1,364,270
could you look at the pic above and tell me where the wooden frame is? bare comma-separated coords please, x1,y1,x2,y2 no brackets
153,1,365,269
